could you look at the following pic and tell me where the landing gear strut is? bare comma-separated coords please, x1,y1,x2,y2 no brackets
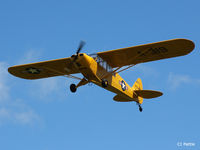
102,79,108,88
70,78,89,93
70,84,77,93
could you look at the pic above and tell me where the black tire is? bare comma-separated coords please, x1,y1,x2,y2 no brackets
70,84,77,93
139,105,143,112
102,79,108,88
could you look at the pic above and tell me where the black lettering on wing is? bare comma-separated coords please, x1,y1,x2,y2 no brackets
149,47,168,55
138,47,168,58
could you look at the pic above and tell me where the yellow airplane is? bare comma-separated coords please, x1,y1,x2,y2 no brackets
8,39,195,112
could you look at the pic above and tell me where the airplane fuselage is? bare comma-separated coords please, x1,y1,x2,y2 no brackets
72,53,137,101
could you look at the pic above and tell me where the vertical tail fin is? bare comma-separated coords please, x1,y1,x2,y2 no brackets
132,78,143,104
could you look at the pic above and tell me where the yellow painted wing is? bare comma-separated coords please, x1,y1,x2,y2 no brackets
8,57,79,80
97,39,195,68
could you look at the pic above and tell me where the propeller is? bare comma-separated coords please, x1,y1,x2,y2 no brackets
70,41,85,66
72,41,86,62
76,40,85,55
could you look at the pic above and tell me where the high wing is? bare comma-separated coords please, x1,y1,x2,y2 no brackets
8,57,79,80
97,39,195,68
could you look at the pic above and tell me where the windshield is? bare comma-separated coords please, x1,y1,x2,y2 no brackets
89,54,113,72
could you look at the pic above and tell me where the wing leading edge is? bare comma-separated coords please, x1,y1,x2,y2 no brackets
97,39,195,68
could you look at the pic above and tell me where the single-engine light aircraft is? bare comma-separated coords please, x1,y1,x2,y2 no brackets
8,39,195,112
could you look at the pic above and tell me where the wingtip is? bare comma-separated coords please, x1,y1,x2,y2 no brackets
179,38,195,54
158,91,163,97
188,39,195,52
7,66,20,79
7,66,14,75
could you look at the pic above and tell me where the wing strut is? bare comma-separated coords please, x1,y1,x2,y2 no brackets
115,64,135,74
100,64,135,79
100,67,121,79
114,47,154,74
43,66,82,81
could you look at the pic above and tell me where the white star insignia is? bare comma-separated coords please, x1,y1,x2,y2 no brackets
26,68,40,74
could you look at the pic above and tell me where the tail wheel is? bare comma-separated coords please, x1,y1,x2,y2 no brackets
102,79,108,88
70,84,77,93
139,104,143,112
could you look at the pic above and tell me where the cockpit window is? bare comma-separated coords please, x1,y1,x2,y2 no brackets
89,54,113,72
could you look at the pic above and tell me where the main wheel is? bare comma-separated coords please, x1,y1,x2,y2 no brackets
102,79,108,88
70,84,77,93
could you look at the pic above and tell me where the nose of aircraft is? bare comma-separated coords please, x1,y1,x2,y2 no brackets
70,53,93,68
78,53,94,67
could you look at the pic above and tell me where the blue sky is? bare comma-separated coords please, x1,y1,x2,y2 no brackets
0,0,199,149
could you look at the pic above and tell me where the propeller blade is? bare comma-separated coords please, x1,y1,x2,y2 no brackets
76,41,85,55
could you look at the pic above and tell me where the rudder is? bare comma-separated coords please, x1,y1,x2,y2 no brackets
132,78,143,104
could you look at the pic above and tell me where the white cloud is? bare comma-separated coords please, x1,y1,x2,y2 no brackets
0,62,10,101
0,106,41,126
168,72,200,89
0,83,9,101
0,108,10,119
0,61,42,126
37,78,60,97
134,64,159,77
17,49,42,65
14,110,40,125
29,77,65,101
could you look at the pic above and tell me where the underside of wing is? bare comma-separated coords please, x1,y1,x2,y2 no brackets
8,57,79,80
97,39,195,68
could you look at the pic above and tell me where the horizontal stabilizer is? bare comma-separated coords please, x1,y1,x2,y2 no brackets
113,95,133,102
134,90,163,99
